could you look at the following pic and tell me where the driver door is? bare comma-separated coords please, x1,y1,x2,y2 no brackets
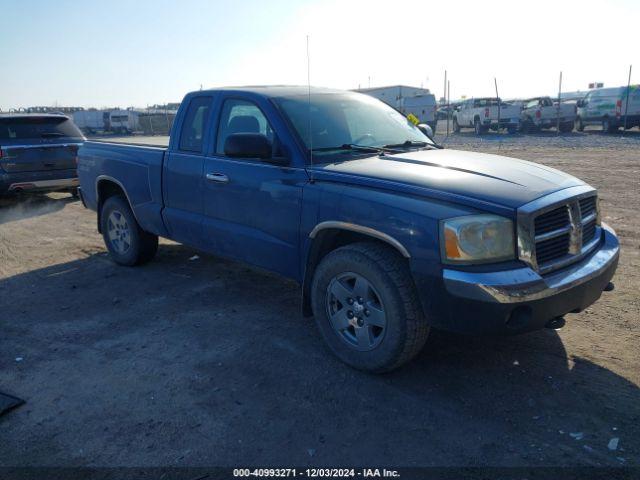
201,96,306,278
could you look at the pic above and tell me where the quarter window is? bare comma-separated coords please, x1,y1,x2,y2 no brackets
179,96,212,153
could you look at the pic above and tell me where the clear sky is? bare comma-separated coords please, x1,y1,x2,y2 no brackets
0,0,637,110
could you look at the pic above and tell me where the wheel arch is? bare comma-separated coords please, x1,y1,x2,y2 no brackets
95,176,136,233
301,222,411,317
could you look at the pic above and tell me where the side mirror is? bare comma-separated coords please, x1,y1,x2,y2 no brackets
576,100,584,108
224,133,272,160
418,123,434,139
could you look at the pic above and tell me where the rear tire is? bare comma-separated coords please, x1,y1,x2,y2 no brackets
100,195,158,266
559,121,574,133
311,242,430,373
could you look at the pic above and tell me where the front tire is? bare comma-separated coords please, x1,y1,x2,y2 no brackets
100,195,158,266
311,242,430,373
602,117,618,133
474,118,485,135
453,117,460,133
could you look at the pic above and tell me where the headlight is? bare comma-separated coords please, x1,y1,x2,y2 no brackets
441,214,515,264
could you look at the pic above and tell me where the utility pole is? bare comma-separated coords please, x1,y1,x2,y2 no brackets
556,71,563,135
623,65,633,134
444,70,448,136
447,80,451,137
494,78,500,133
443,69,447,107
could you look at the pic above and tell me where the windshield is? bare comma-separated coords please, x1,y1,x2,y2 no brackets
274,92,432,160
0,116,83,140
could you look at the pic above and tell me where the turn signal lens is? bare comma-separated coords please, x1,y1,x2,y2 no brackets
444,228,461,259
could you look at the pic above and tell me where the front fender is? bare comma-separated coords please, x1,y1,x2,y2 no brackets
299,181,484,290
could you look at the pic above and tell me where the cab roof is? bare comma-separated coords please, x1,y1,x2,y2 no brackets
195,85,350,98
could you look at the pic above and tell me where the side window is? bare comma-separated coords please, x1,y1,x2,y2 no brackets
216,99,274,154
179,96,212,153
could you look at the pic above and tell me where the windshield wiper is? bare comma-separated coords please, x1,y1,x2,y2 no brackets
311,144,388,154
382,140,442,150
41,132,65,137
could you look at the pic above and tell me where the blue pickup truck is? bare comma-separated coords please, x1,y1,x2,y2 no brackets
77,86,619,372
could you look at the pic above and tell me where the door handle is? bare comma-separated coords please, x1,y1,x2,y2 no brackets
205,173,229,183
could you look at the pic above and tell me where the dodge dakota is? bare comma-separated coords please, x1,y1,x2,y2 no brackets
77,86,619,372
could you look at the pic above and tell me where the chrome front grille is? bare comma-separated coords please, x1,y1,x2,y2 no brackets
579,196,597,218
533,206,571,264
517,186,602,274
534,206,570,235
580,196,598,245
536,232,571,264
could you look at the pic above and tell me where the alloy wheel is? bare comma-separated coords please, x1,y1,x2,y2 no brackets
326,272,387,351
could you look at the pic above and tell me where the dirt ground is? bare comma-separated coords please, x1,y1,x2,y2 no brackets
0,130,638,471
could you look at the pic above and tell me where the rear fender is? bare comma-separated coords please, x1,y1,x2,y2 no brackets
96,176,136,233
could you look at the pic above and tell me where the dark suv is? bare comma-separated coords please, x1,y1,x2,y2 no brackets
0,114,85,197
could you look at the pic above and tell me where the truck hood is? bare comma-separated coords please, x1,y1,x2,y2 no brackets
314,148,585,209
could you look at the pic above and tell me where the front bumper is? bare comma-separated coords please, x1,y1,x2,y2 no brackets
0,168,78,195
432,223,619,334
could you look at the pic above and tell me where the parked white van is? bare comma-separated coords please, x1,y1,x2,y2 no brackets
576,85,640,133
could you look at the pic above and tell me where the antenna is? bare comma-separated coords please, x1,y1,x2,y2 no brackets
306,35,314,182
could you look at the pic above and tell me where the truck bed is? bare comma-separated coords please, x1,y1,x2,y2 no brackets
77,140,168,237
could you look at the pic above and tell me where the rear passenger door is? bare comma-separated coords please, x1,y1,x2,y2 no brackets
201,95,306,278
162,95,214,247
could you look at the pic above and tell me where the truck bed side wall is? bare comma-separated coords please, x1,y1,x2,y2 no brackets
77,142,169,237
